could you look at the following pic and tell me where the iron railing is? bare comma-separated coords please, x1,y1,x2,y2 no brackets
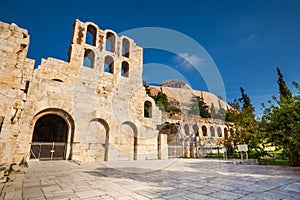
30,142,66,160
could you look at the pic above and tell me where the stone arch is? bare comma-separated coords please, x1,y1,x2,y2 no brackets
120,121,138,160
105,31,116,53
30,108,75,160
86,24,97,46
202,125,207,137
87,118,109,161
121,61,129,77
217,127,222,137
210,126,215,137
122,38,130,58
83,49,95,68
184,124,189,135
104,56,114,73
159,123,181,158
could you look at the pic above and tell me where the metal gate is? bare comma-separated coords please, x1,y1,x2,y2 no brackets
30,142,66,160
168,145,183,159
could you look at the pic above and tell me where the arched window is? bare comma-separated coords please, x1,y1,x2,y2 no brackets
83,49,95,68
193,124,199,137
86,25,97,46
217,127,222,137
184,124,190,135
104,56,114,74
210,126,215,137
121,61,129,77
144,101,152,118
202,125,207,137
224,128,228,139
106,32,115,53
122,38,130,58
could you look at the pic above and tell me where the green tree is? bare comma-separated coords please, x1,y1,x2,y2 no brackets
239,87,254,112
143,83,170,113
225,98,240,122
153,91,170,112
277,67,292,102
188,95,211,118
262,68,300,166
224,88,261,159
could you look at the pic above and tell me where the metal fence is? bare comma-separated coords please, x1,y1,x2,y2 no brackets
168,145,183,159
30,142,66,160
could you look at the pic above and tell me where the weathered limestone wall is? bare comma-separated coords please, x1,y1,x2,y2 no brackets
149,86,234,158
0,18,233,173
0,22,34,178
151,86,230,112
6,19,164,165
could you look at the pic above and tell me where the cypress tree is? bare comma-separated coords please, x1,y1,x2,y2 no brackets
276,67,292,102
238,87,254,112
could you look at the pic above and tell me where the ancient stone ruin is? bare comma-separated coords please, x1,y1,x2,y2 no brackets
0,20,234,181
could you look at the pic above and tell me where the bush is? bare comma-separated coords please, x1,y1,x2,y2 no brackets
259,158,289,166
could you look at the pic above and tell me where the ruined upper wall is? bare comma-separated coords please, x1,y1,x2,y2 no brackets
0,21,34,89
67,19,143,83
34,19,143,85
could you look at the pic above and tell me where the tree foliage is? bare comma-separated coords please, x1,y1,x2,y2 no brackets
224,88,261,159
153,91,170,112
188,95,211,118
261,67,300,166
239,87,254,112
143,82,171,112
277,67,293,102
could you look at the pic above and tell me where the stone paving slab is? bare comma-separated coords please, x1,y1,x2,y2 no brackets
0,159,299,200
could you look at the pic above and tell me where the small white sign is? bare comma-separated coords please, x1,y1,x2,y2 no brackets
237,144,248,152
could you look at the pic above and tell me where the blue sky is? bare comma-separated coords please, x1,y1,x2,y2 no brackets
1,0,300,115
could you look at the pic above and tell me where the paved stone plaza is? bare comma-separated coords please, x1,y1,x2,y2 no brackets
0,159,299,200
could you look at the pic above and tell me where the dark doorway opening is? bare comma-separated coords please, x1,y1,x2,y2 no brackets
30,114,68,160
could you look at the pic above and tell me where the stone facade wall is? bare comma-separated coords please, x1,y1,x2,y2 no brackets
0,21,34,173
0,19,233,180
149,86,234,158
0,19,168,174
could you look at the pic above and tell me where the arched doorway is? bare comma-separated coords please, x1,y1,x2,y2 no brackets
158,123,181,159
120,121,137,160
87,118,109,161
30,109,74,160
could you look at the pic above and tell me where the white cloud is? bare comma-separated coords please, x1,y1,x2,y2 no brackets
175,53,203,68
247,33,258,42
